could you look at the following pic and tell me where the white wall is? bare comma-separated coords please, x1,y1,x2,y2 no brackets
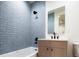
65,1,79,42
46,1,79,42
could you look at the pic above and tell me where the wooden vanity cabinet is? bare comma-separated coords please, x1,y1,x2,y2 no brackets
38,40,73,57
38,47,50,57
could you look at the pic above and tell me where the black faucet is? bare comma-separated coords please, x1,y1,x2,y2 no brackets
53,32,56,39
51,32,59,39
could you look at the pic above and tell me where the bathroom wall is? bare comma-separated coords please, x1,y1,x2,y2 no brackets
31,1,46,46
65,1,79,42
0,1,31,54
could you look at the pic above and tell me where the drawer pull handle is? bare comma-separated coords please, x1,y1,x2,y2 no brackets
51,49,53,51
46,48,49,51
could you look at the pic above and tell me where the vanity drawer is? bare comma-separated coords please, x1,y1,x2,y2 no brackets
38,40,52,46
38,40,67,48
50,41,67,48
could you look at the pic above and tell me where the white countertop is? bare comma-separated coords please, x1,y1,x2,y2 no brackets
43,34,68,41
38,39,68,41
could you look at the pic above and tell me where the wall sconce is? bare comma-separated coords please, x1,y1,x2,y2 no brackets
33,11,38,19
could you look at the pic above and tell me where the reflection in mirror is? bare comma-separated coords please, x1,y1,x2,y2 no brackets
59,14,65,34
48,6,65,35
48,13,54,34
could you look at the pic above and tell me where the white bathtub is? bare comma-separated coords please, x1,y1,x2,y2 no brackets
0,47,38,57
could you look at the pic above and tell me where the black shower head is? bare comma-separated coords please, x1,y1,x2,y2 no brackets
33,11,37,14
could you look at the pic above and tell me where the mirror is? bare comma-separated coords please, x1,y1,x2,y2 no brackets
48,6,65,35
